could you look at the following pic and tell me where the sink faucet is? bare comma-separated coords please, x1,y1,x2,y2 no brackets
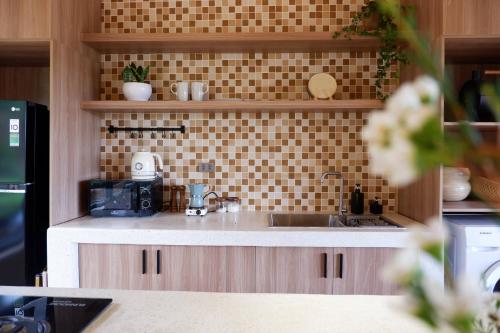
320,171,347,219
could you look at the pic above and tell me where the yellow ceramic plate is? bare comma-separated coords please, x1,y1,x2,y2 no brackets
308,73,337,100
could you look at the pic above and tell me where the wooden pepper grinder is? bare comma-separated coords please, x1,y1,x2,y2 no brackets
179,185,187,211
170,186,178,213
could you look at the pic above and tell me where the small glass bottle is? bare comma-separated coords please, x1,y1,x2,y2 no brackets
225,197,241,213
215,197,227,213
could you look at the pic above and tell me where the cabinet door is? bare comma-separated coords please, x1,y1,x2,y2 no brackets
79,244,153,290
255,247,333,294
152,246,226,292
226,246,256,293
332,247,399,295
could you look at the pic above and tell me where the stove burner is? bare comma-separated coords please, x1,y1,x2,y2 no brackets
0,316,51,333
0,297,51,333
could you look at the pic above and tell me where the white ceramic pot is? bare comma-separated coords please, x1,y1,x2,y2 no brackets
443,167,471,201
123,82,152,101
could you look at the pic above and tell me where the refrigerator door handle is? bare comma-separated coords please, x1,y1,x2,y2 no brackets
0,189,26,193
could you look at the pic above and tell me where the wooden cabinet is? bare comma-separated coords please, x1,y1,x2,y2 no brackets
255,247,334,294
79,244,398,295
226,246,256,293
255,247,398,295
151,246,226,292
79,244,256,293
79,244,153,290
332,248,399,295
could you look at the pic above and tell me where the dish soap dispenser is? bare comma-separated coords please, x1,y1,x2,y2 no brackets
350,184,364,215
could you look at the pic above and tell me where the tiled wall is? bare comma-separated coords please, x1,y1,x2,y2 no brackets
102,0,366,34
99,0,398,212
101,112,396,212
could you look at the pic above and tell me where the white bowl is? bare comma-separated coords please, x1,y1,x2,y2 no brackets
123,82,152,101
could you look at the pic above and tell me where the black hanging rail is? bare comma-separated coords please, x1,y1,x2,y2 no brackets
107,125,186,135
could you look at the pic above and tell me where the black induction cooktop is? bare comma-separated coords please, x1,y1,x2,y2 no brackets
0,295,112,333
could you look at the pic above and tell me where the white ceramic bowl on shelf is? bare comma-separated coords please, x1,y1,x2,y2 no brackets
123,82,152,101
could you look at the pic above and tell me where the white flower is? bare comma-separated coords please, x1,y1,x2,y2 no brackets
381,248,419,285
363,75,442,187
439,275,486,319
409,217,449,252
413,75,440,104
367,136,417,186
403,105,437,131
386,82,422,115
362,111,399,145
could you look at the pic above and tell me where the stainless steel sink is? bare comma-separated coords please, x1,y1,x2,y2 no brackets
268,213,338,227
267,213,402,228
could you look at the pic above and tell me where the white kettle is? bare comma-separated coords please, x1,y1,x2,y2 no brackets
131,150,163,180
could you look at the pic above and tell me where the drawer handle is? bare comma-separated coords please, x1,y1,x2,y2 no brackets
142,249,147,274
338,253,344,279
156,250,161,275
323,253,328,278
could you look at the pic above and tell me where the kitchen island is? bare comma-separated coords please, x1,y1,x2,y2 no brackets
0,286,430,333
47,211,415,288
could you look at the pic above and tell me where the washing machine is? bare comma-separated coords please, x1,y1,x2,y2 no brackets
446,214,500,292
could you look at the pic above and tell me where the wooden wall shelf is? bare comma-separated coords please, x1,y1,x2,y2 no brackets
443,200,500,213
81,99,383,112
445,35,500,63
81,32,380,53
0,39,50,66
444,121,500,129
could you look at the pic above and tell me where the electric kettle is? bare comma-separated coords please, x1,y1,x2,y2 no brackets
131,150,163,180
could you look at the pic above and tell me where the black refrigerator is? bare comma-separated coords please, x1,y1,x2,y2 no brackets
0,100,49,286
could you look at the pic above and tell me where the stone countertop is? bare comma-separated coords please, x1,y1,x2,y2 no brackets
49,211,413,247
0,286,430,333
47,211,415,288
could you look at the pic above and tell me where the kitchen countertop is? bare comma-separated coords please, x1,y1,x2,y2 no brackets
0,286,430,333
47,211,416,288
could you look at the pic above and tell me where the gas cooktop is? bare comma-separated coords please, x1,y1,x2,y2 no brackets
0,295,111,333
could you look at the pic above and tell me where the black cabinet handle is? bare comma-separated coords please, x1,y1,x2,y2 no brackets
338,253,344,279
142,249,147,274
156,250,161,274
322,253,328,278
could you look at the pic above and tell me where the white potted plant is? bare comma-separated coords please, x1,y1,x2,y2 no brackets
121,62,152,101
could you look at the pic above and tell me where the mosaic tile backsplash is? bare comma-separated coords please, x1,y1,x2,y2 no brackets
102,0,367,34
99,0,397,212
101,112,396,212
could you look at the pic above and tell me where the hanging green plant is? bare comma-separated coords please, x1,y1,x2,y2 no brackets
334,0,409,100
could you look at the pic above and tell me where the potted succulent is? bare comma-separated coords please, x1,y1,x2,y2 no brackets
121,62,152,101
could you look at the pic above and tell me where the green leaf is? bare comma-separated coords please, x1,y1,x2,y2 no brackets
121,67,135,82
411,117,461,172
333,0,409,100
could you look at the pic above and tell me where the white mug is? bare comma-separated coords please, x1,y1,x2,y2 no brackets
170,81,190,101
191,82,209,101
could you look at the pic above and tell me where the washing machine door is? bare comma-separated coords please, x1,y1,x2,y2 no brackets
484,261,500,292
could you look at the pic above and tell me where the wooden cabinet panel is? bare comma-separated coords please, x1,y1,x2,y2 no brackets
0,0,50,39
152,246,226,292
226,246,256,293
79,244,399,295
332,248,399,295
255,247,333,294
444,0,500,35
79,244,153,290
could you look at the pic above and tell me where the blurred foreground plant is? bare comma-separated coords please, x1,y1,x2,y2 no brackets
383,219,500,333
340,1,500,332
